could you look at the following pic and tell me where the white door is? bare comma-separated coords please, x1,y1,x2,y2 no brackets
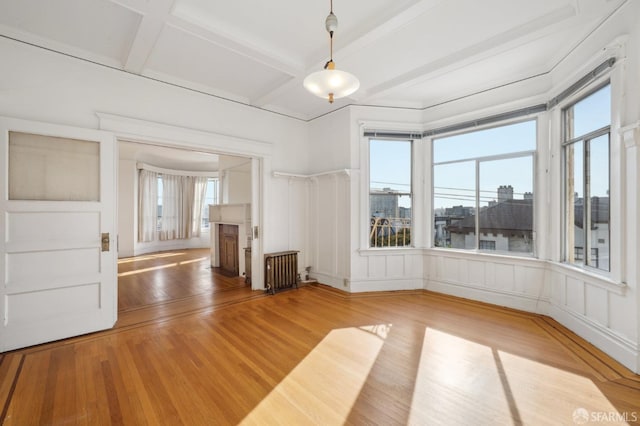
0,117,117,352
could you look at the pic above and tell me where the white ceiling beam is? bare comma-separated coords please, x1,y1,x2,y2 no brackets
362,4,578,102
123,0,175,73
108,0,149,15
327,0,446,65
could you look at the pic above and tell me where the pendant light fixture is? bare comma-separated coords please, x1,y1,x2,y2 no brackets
303,0,359,103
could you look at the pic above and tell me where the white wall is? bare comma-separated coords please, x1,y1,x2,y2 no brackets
219,155,251,204
0,35,307,268
0,39,308,173
117,158,136,257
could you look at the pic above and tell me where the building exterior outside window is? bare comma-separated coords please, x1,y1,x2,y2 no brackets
369,139,412,248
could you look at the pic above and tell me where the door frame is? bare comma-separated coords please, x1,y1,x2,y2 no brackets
97,113,271,290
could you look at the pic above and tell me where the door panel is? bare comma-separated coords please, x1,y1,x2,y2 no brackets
0,117,117,352
219,224,239,276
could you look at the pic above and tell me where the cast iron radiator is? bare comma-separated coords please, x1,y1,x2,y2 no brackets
264,251,299,295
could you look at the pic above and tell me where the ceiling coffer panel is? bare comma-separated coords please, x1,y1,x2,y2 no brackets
0,0,141,65
144,25,293,102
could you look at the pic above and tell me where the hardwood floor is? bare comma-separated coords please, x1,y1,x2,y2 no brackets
116,249,258,329
1,256,639,425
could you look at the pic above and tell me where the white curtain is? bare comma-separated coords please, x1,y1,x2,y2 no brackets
139,169,210,242
191,177,208,237
159,174,185,240
138,169,158,242
159,175,208,240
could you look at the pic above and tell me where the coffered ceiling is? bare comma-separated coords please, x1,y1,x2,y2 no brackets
0,0,627,121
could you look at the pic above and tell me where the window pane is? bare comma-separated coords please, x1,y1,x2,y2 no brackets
588,135,609,271
564,82,610,271
157,176,163,231
9,132,99,201
433,161,475,249
369,139,412,247
571,85,611,138
566,141,584,266
202,178,218,229
478,156,533,253
433,120,536,163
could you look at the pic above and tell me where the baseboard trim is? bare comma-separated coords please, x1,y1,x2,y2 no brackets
311,273,423,293
425,278,550,315
349,278,423,293
550,303,639,374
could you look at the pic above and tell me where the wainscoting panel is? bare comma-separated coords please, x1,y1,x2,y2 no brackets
585,284,608,328
467,260,486,286
267,176,309,273
351,250,424,292
566,276,586,315
535,264,635,373
424,250,548,314
494,263,515,292
305,172,351,289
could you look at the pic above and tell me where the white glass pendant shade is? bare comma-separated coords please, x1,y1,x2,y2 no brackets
304,0,359,103
303,68,360,103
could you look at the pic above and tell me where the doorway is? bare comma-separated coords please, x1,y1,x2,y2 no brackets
116,138,260,323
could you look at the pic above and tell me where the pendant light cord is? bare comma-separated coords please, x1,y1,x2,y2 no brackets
327,0,334,68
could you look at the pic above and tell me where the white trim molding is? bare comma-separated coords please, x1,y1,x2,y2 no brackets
97,112,273,158
550,302,639,374
620,121,640,148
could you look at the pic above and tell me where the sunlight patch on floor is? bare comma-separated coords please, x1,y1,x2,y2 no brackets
117,252,186,264
118,263,178,277
408,328,623,425
177,257,208,265
239,324,391,425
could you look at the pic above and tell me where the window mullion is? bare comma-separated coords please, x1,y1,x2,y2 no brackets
475,159,480,250
584,140,592,267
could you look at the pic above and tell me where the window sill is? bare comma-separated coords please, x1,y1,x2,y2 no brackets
358,247,423,256
426,247,540,263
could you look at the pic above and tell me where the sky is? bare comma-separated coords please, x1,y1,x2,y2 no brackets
370,84,611,212
433,120,536,209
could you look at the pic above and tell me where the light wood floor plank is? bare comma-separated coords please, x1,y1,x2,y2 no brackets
1,250,639,425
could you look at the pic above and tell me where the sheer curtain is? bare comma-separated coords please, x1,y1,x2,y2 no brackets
159,174,184,240
140,168,210,241
137,169,158,242
191,177,208,237
159,175,208,240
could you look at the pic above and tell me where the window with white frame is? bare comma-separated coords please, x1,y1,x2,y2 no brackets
433,120,536,254
369,139,412,248
201,177,219,229
156,175,218,231
563,83,610,271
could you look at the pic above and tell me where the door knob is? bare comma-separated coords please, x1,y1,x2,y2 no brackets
101,233,110,252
